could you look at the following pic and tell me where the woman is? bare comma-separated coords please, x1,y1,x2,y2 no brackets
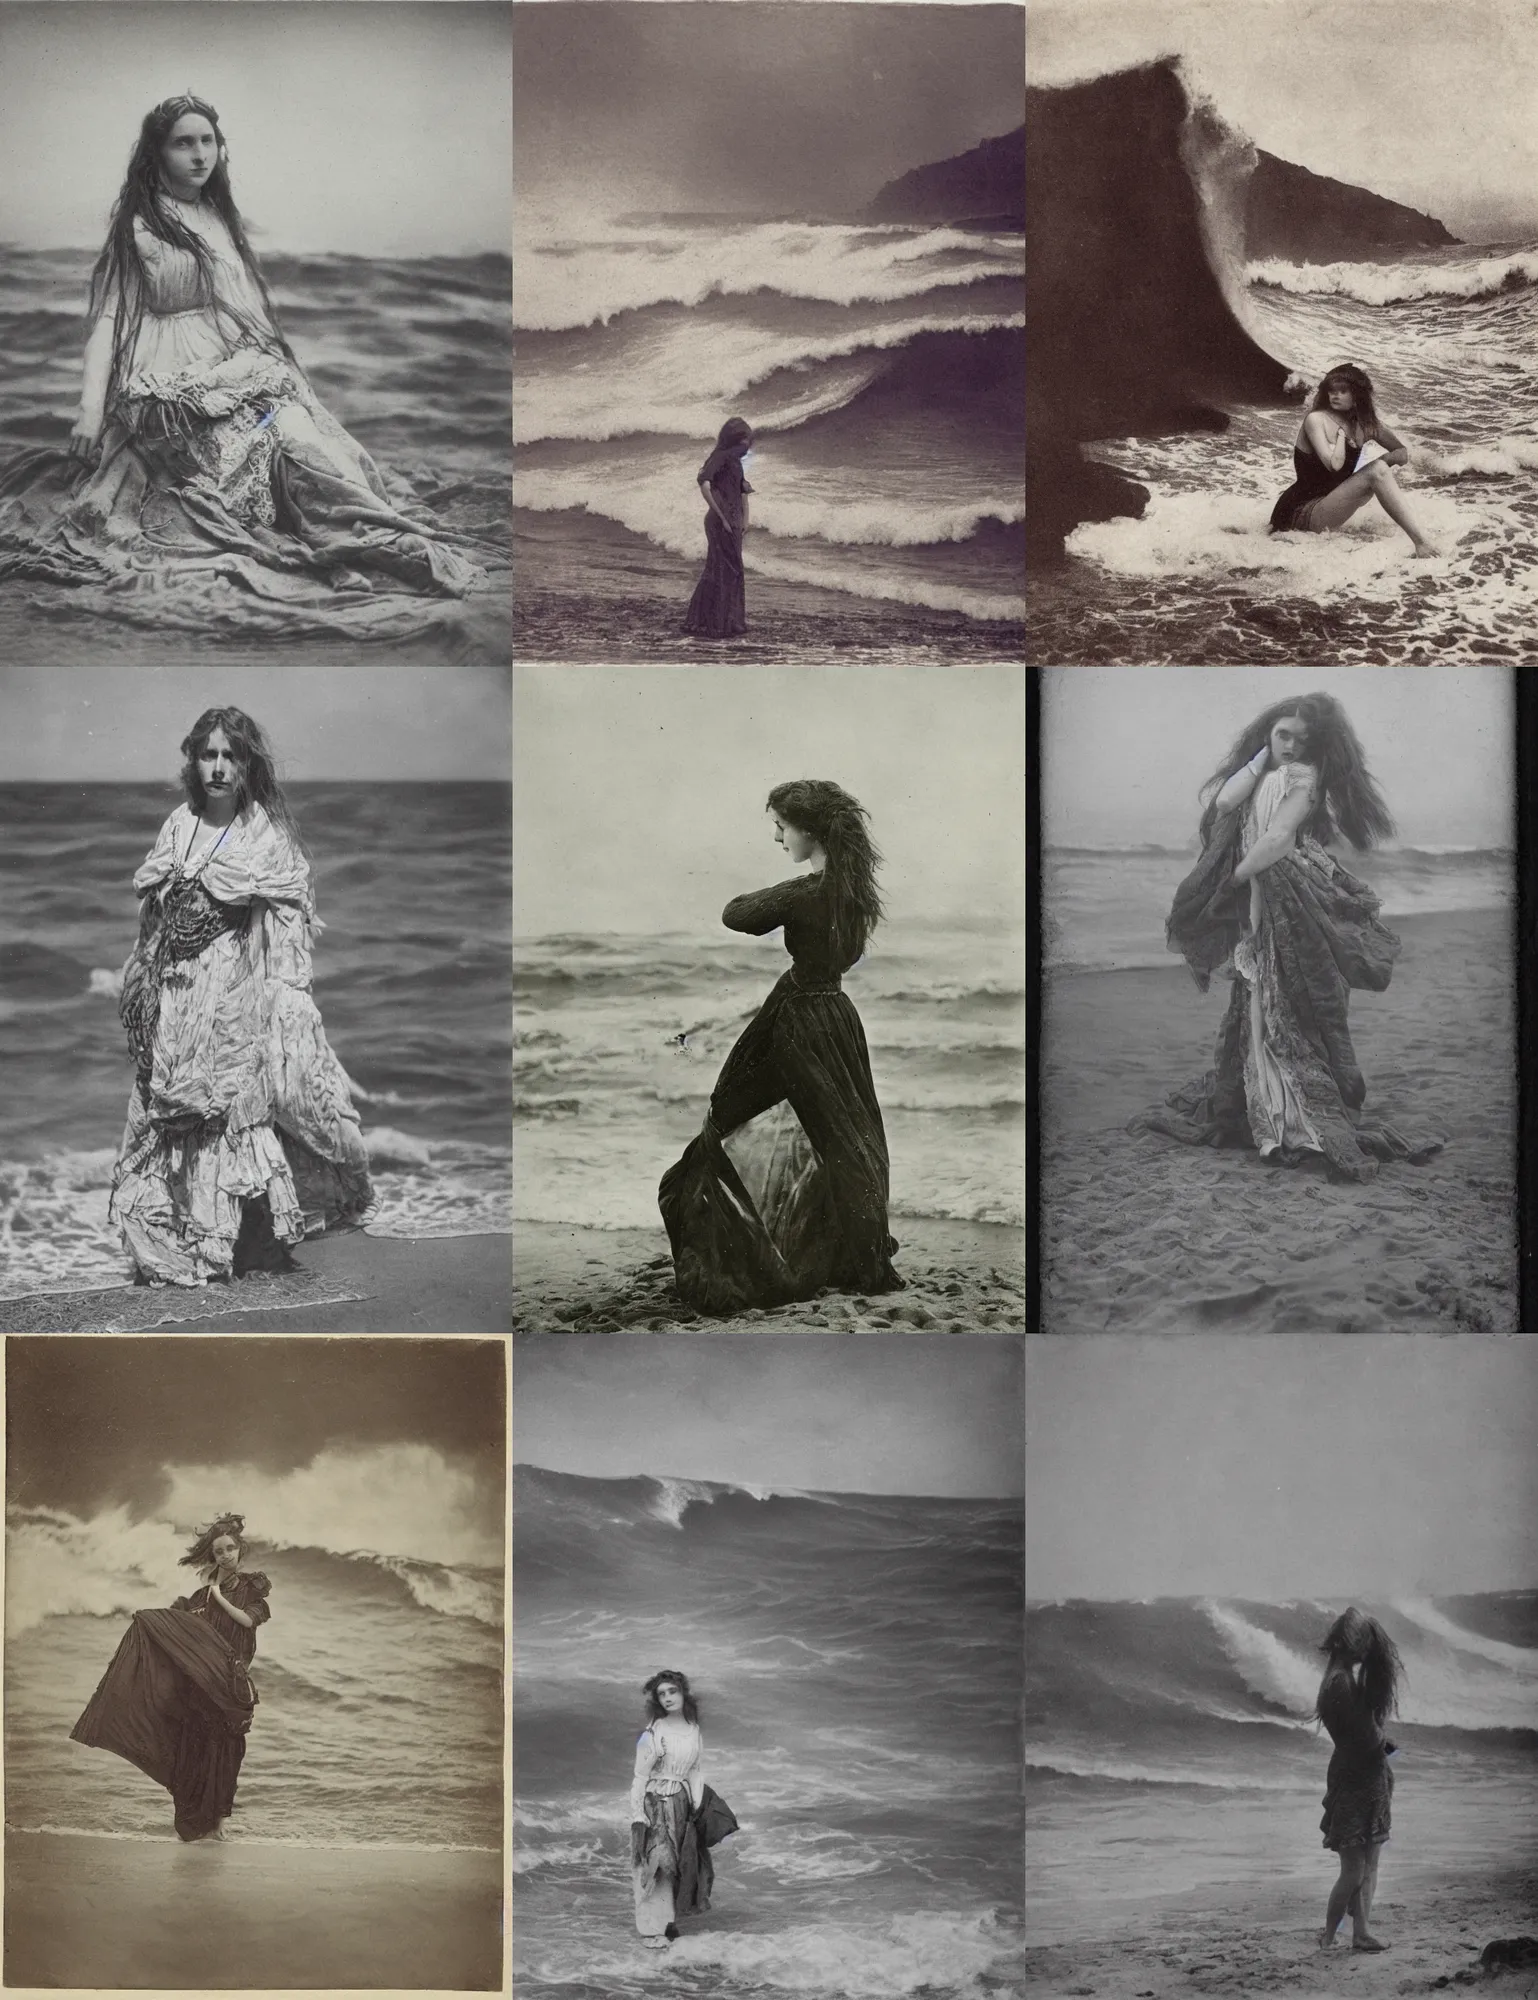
629,1671,707,1950
1129,694,1442,1183
1315,1608,1403,1952
658,780,903,1312
72,1513,271,1842
0,94,486,626
1270,364,1438,557
111,705,372,1285
684,416,754,637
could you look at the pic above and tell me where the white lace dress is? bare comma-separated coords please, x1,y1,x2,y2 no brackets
629,1718,703,1937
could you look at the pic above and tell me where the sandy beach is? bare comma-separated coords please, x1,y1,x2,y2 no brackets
513,1216,1026,1331
1043,908,1517,1333
0,1232,511,1334
513,510,1026,664
1024,1863,1538,1998
4,1829,504,1989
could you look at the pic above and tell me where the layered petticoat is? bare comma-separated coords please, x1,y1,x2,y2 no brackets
1129,809,1443,1183
110,803,373,1285
0,346,495,638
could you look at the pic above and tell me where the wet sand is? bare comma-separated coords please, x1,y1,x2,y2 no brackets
513,1217,1026,1331
1024,1862,1538,1998
4,1828,505,1989
1043,908,1517,1333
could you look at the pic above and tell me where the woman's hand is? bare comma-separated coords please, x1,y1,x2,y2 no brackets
67,423,100,464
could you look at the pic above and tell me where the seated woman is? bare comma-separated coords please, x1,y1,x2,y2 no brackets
0,94,492,629
1270,364,1438,557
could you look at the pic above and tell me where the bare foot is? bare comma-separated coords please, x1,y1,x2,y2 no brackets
1410,539,1441,559
1318,1929,1338,1950
1352,1934,1388,1951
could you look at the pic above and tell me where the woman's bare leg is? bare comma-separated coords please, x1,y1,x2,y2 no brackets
1304,462,1439,554
1321,1846,1367,1944
1351,1842,1385,1948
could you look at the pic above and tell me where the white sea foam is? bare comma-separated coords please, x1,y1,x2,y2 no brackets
1394,1599,1538,1674
1025,1745,1305,1792
1203,1602,1319,1714
515,217,1024,330
1248,250,1538,305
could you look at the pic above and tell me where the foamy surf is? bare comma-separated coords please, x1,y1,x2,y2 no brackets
1249,249,1538,305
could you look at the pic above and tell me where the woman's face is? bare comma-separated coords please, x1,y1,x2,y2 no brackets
772,812,815,864
1269,715,1311,765
196,727,242,802
654,1682,685,1715
161,115,219,196
1325,379,1356,414
210,1534,241,1571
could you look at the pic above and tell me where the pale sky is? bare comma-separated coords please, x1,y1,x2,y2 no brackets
0,663,511,781
1025,1336,1538,1601
1043,666,1512,851
0,3,511,256
1028,0,1538,242
514,1333,1023,1497
513,665,1025,934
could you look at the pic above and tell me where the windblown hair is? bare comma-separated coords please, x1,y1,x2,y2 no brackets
1310,363,1382,443
713,416,753,453
1199,692,1397,851
179,1512,249,1571
87,95,294,418
1314,1607,1404,1728
642,1669,700,1725
767,778,884,964
179,706,304,850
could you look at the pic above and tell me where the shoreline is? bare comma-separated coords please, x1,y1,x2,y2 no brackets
4,1828,505,1989
513,1216,1025,1331
0,1230,511,1334
513,508,1026,662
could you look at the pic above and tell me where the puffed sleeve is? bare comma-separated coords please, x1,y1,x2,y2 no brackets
1277,762,1318,803
133,810,185,898
242,1573,273,1628
722,876,813,935
629,1727,658,1820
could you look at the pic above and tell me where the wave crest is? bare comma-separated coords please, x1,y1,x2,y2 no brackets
1249,250,1538,305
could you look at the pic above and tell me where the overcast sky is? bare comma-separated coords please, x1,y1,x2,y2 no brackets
0,3,511,255
1028,0,1538,241
1043,665,1512,851
1026,1335,1538,1601
514,664,1024,934
514,1333,1023,1497
0,663,510,782
515,1,1024,218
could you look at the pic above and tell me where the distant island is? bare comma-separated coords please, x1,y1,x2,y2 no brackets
1247,152,1460,261
865,125,1024,229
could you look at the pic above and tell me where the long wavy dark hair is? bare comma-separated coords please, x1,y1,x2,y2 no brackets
767,778,884,964
1309,363,1382,444
713,416,753,454
1199,693,1396,851
179,706,304,850
1314,1607,1404,1729
642,1668,700,1725
178,1512,249,1574
87,94,294,418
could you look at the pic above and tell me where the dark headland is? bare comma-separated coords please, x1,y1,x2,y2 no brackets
865,125,1024,230
1247,151,1460,262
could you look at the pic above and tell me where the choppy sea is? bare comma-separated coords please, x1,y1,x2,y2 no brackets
5,1457,502,1849
0,782,511,1300
1032,242,1538,663
514,1465,1023,1999
513,214,1025,625
1045,842,1513,974
513,921,1025,1233
1026,1594,1538,1944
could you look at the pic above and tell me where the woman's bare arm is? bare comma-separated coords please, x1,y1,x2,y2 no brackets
1213,747,1270,814
1374,422,1409,466
1232,781,1315,883
206,1577,254,1629
1303,409,1348,470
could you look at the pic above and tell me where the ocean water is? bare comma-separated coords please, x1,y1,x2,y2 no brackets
5,1460,503,1849
1026,1595,1538,1944
513,922,1025,1234
514,1466,1023,2000
513,214,1025,623
1045,843,1514,974
0,247,511,653
1031,242,1538,662
0,782,512,1299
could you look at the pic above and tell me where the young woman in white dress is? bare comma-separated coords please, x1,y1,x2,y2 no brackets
628,1670,705,1949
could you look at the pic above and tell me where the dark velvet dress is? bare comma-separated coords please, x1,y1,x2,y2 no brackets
658,874,903,1313
684,445,752,636
1270,436,1361,531
71,1572,271,1840
1318,1672,1395,1851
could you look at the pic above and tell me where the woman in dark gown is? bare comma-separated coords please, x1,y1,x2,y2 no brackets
1269,364,1437,556
684,416,754,636
659,779,903,1313
72,1513,270,1841
1315,1608,1402,1954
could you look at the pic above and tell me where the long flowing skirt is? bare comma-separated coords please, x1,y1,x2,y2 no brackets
659,971,903,1312
683,507,746,636
632,1789,713,1935
0,348,494,637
